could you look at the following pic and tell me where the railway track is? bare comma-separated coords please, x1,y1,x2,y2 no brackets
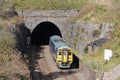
28,45,86,80
37,46,53,80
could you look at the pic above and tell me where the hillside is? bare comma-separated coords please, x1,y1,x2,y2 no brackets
0,18,29,80
0,0,88,10
0,0,120,79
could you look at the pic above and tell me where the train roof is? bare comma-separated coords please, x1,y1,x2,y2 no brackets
50,35,69,49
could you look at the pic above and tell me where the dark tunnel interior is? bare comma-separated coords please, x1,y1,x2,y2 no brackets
31,21,62,45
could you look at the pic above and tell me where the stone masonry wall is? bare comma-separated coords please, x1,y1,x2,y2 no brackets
17,10,114,54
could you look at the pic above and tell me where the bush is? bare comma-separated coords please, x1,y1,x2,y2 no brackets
84,46,88,53
92,30,101,37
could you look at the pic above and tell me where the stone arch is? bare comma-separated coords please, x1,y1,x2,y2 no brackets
31,21,62,45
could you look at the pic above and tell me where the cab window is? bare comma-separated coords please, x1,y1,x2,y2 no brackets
63,51,67,55
59,52,62,55
68,51,71,55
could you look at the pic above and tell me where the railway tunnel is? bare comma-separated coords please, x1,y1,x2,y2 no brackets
30,21,79,69
31,21,62,45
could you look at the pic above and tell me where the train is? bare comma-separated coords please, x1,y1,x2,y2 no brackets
49,35,73,68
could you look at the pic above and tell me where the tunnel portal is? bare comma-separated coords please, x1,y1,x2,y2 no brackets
31,21,62,45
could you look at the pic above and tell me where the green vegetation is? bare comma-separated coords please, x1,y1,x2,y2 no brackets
68,0,120,72
84,46,88,53
69,0,120,73
0,19,28,80
69,0,120,24
116,76,120,80
70,4,113,23
1,0,88,10
81,26,120,72
0,0,120,79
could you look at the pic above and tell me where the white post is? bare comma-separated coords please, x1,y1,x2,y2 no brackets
104,49,112,61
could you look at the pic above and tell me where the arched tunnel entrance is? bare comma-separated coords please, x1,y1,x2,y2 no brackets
30,21,79,70
31,21,62,45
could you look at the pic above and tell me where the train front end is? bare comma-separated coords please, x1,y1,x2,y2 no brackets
56,47,73,68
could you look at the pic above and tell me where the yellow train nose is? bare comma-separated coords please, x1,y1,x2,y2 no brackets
63,55,67,62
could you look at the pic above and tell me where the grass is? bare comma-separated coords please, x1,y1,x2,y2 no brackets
116,76,120,80
69,4,114,23
69,0,120,24
68,0,120,74
1,0,88,10
81,25,120,73
1,0,120,79
0,18,29,80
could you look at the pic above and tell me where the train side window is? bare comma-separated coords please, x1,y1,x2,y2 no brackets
68,52,71,55
59,52,62,55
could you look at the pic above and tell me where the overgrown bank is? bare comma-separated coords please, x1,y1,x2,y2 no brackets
0,18,29,80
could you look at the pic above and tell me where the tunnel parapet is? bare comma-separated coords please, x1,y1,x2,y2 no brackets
17,10,79,33
17,10,79,18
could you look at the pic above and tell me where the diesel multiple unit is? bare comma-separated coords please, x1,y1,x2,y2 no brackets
49,35,73,68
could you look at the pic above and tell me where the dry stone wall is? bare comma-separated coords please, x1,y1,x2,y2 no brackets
67,21,114,54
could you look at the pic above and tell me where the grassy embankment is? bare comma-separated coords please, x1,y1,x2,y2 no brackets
71,0,120,73
1,0,120,79
0,18,29,80
0,1,29,79
3,0,88,10
69,1,120,79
